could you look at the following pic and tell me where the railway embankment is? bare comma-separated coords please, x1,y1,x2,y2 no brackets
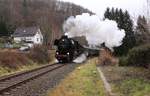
48,58,105,96
99,65,150,96
0,46,55,77
97,48,150,96
0,63,77,96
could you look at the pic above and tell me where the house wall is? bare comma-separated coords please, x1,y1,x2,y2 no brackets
13,29,43,45
25,37,33,42
14,37,22,43
33,31,43,44
14,37,34,43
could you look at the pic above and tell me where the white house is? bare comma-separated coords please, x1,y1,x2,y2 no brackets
13,27,43,45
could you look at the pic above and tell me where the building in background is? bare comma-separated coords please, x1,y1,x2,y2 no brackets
12,27,43,47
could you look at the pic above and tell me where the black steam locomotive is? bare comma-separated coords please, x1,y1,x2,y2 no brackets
54,35,84,63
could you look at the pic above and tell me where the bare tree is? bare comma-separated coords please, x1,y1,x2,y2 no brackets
0,0,93,48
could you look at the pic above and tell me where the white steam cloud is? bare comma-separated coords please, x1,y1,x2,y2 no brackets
73,53,87,63
63,13,126,50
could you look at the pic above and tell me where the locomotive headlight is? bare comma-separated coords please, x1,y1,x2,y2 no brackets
67,52,70,55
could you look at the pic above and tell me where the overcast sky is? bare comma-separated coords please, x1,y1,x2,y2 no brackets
60,0,148,20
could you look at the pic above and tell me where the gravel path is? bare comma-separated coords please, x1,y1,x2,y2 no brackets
1,63,77,96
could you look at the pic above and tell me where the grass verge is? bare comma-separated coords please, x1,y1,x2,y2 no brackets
0,63,38,76
100,65,150,96
48,58,105,96
0,50,56,77
0,58,56,77
113,78,150,96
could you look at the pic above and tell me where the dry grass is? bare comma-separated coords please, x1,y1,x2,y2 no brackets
0,63,38,76
0,50,32,69
48,58,105,96
100,65,150,96
28,45,51,64
49,49,56,63
0,50,34,76
98,48,118,66
0,49,55,76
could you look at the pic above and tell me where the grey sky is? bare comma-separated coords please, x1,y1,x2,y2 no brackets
60,0,148,19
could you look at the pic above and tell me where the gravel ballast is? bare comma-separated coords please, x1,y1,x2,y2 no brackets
1,63,77,96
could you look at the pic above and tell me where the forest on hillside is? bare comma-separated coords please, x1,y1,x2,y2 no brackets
0,0,92,46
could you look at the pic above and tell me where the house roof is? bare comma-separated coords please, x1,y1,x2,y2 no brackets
13,27,40,37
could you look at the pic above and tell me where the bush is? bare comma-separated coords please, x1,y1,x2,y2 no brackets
119,56,128,66
98,48,117,66
0,51,32,69
28,45,51,64
119,44,150,68
12,43,21,49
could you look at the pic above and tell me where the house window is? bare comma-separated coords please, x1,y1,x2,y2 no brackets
26,38,31,41
37,38,39,42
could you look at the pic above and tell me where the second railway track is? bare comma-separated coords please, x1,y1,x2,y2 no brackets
0,63,65,94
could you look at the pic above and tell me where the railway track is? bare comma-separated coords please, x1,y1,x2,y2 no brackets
0,63,65,94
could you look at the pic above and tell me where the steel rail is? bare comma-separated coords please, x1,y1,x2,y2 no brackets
0,63,65,94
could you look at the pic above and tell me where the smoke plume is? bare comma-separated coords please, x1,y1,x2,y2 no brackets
73,53,87,63
63,13,126,50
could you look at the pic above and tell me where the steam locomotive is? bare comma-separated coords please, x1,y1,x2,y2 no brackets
54,35,84,63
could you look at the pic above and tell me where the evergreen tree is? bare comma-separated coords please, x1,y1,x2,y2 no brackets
104,8,136,55
110,7,115,20
0,16,9,36
0,22,8,36
117,9,124,29
135,15,150,45
104,7,111,20
136,16,148,32
114,8,119,21
22,0,28,18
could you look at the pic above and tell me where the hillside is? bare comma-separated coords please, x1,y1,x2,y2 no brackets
0,0,93,48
